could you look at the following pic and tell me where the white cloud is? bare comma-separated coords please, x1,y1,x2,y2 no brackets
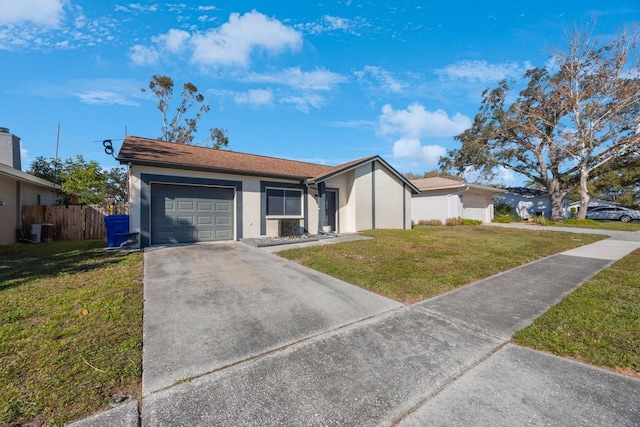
152,29,190,54
281,93,324,113
129,44,159,66
74,90,139,106
378,103,470,169
0,0,65,26
234,89,274,106
189,10,302,68
20,145,31,169
355,65,406,94
116,3,158,13
129,11,302,69
436,60,533,82
378,103,471,138
243,67,346,91
296,15,369,35
392,138,446,167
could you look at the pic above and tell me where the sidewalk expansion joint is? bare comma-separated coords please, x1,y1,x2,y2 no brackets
143,305,405,399
390,341,508,426
410,304,507,342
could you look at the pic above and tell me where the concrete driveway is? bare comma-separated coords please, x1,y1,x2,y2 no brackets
142,241,401,395
136,238,640,426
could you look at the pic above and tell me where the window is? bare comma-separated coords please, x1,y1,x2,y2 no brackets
266,188,302,216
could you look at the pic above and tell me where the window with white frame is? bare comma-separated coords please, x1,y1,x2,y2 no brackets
266,188,302,216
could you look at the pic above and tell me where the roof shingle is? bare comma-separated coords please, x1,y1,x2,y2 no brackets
117,136,336,179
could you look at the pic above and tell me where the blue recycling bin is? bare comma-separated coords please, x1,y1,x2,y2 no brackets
104,214,130,247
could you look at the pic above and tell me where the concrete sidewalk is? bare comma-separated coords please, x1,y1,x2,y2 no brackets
71,227,640,426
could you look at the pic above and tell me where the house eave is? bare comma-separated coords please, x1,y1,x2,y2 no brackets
308,156,420,194
0,162,59,189
117,157,312,182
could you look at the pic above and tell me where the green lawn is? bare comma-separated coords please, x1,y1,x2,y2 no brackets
552,219,640,231
279,226,605,302
499,217,640,232
514,248,640,378
0,241,143,427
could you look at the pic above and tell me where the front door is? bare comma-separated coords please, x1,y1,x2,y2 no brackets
325,190,337,232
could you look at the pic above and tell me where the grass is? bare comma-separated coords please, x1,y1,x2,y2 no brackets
514,248,640,378
279,226,605,303
497,217,640,232
550,218,640,232
0,240,143,427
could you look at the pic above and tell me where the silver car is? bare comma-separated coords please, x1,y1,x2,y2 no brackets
585,206,640,223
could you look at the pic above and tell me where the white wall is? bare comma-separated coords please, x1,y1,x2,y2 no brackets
462,192,493,222
353,164,373,231
412,190,464,224
374,162,407,229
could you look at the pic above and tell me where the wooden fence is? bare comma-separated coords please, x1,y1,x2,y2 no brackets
21,204,129,241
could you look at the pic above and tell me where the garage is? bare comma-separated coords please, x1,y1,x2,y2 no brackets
463,195,489,222
151,183,234,245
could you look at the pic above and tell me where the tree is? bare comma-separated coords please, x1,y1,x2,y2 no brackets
27,156,127,205
105,167,128,204
404,169,463,180
440,25,640,220
28,156,62,184
142,74,229,148
589,154,640,207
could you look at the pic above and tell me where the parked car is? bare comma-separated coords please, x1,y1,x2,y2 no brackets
585,206,640,222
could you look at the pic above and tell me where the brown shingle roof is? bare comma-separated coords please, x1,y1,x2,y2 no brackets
117,136,335,179
410,177,506,194
411,177,465,190
118,136,421,193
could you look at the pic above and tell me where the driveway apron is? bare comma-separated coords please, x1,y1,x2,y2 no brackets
141,233,640,426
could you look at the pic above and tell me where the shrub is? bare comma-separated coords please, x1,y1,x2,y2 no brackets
445,217,462,226
418,219,443,226
494,215,516,223
533,215,548,226
460,219,482,226
494,203,513,217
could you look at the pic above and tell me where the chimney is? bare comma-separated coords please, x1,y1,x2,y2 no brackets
0,127,22,170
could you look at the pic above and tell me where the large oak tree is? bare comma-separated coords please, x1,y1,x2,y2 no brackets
440,26,640,220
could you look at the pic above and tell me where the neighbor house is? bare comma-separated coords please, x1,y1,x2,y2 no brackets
0,128,58,245
117,136,419,247
497,187,570,219
410,177,506,224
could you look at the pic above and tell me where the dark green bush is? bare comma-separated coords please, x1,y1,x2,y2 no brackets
494,203,514,217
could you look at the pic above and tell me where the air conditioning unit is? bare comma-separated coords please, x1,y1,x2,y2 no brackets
279,219,301,237
41,224,53,242
30,223,53,242
31,224,42,243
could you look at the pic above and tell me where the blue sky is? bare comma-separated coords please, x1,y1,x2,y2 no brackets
1,1,638,184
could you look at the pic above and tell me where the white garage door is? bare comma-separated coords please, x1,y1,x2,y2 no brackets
151,184,234,245
463,196,488,222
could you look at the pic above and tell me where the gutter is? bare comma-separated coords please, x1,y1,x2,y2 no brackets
117,157,314,182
